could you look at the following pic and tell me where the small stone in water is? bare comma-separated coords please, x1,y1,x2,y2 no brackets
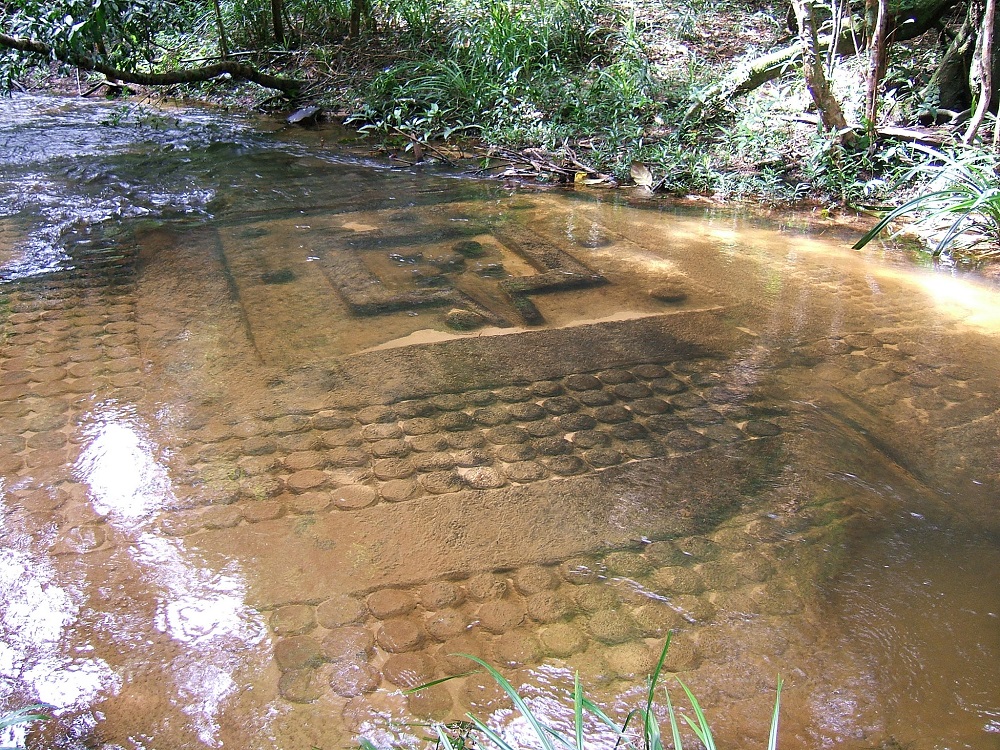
367,588,418,619
322,626,375,662
377,617,425,652
477,600,526,634
271,604,316,636
382,652,435,688
329,662,381,697
316,596,367,628
539,622,588,657
587,609,637,644
275,636,323,671
278,668,323,703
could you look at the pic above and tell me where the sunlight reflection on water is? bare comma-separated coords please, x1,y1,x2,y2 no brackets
67,408,268,747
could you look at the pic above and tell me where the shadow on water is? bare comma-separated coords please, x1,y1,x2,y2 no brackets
0,93,999,750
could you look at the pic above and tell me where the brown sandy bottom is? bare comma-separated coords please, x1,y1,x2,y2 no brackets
0,182,998,750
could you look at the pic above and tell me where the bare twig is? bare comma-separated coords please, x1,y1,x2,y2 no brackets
388,125,457,166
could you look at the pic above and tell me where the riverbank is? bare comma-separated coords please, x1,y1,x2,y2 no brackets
11,0,997,269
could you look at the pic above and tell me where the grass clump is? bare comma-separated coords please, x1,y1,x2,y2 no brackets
346,0,670,179
361,633,783,750
854,144,1000,260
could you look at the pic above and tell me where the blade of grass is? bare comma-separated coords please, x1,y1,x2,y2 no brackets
581,698,636,749
435,723,458,750
403,670,480,695
676,680,715,750
465,712,517,750
853,189,967,249
646,633,672,714
574,673,584,750
459,654,558,750
665,689,683,750
644,707,663,750
767,678,783,750
0,705,52,731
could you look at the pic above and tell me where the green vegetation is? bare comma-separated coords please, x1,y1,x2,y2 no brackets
854,144,1000,258
361,635,783,750
0,703,52,750
2,0,1000,258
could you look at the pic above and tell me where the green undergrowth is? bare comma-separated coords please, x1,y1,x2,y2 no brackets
854,143,1000,260
345,0,670,167
360,633,783,750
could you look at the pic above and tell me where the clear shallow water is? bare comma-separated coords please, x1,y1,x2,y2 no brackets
0,93,998,750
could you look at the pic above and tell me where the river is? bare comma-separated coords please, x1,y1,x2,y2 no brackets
0,93,997,750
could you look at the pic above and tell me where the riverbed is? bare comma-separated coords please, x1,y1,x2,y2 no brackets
0,93,997,750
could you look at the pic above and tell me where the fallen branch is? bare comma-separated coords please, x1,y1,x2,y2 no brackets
792,112,955,145
0,31,302,94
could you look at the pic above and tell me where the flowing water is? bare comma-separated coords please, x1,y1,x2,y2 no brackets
0,93,998,750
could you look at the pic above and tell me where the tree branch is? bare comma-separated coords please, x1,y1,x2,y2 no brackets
0,31,302,94
688,0,963,118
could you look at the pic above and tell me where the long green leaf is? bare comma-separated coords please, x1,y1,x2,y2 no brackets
459,654,558,750
574,673,584,750
465,713,517,750
934,206,979,256
665,689,683,750
644,708,663,750
403,670,479,695
676,680,715,750
852,189,967,249
581,697,635,749
435,723,457,750
767,678,783,750
0,704,52,731
646,633,672,715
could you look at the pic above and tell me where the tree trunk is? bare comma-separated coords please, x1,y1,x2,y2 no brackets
271,0,285,46
792,0,856,143
350,0,367,38
212,0,229,58
865,0,890,131
923,2,978,114
690,0,960,119
965,0,996,142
